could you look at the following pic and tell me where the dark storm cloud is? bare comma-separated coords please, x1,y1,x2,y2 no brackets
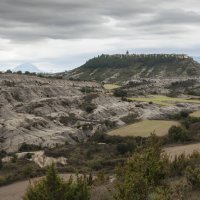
0,0,200,42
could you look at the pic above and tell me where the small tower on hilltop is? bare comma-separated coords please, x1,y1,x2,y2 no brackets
126,50,129,55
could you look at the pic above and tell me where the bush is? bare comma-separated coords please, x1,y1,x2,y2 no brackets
82,103,97,113
114,135,169,200
116,143,129,155
19,143,42,152
80,87,95,93
17,71,22,74
23,164,90,200
25,71,30,75
186,167,200,189
168,126,190,143
113,89,127,97
5,69,12,73
0,158,3,170
180,111,189,118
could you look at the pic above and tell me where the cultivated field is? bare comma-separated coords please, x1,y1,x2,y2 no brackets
103,84,121,90
164,143,200,160
190,110,200,117
107,120,179,137
130,95,200,106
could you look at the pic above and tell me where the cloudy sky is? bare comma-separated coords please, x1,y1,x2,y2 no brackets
0,0,200,72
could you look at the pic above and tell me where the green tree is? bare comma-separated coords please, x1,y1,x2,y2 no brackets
0,158,3,170
186,166,200,189
5,69,12,73
23,164,90,200
25,71,30,75
17,71,22,74
114,135,169,200
168,126,189,143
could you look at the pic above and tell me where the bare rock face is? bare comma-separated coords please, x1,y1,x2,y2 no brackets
0,74,102,152
2,151,68,168
1,74,200,153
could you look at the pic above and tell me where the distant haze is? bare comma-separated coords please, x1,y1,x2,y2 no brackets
0,0,200,72
12,63,42,73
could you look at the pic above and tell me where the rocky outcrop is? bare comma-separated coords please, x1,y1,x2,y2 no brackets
0,74,200,153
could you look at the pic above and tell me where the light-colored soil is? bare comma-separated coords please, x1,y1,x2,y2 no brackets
0,174,75,200
107,120,179,137
190,110,200,117
164,143,200,160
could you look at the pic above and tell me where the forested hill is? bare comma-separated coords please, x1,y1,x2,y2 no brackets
64,54,200,83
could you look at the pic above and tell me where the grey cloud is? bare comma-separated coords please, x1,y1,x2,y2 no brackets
0,0,200,42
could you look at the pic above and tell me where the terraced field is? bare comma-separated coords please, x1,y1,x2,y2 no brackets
107,120,179,137
103,84,121,90
164,143,200,160
130,95,200,106
190,110,200,117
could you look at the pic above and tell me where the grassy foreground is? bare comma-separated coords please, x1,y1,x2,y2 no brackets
107,120,179,137
130,95,200,106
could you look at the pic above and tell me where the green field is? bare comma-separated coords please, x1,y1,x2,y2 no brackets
107,120,180,137
103,84,121,90
190,111,200,117
129,95,200,106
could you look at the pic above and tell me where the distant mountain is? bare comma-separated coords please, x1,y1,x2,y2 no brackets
193,56,200,63
63,54,200,83
12,63,42,73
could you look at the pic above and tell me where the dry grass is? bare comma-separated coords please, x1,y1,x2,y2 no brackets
107,120,179,137
103,84,121,90
164,143,200,160
190,111,200,118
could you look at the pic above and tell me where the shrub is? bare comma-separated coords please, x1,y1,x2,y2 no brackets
0,158,3,170
116,143,129,155
114,135,169,200
5,69,12,73
80,87,95,93
82,103,97,113
25,71,30,75
169,154,188,176
17,71,22,74
113,89,127,97
19,143,41,152
168,126,190,143
180,111,189,118
186,167,200,189
23,164,90,200
11,154,17,163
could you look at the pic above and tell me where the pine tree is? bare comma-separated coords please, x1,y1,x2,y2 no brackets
23,164,90,200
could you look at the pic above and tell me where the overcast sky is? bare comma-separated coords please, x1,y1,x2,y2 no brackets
0,0,200,72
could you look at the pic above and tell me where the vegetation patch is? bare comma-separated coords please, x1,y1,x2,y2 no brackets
103,84,121,90
107,120,180,137
129,95,200,106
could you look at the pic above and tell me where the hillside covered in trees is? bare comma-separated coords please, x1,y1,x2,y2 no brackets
64,54,200,83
